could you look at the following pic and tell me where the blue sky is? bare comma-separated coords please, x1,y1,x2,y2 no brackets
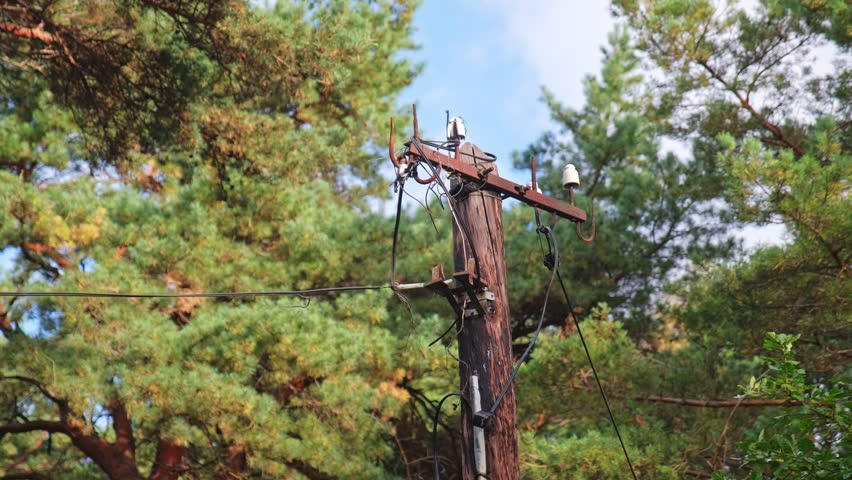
398,1,786,248
0,2,617,281
399,0,614,184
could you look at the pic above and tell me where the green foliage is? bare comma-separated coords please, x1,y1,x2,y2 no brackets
511,1,850,478
677,102,850,378
1,0,849,478
771,0,852,48
0,1,425,478
520,425,680,480
513,28,737,337
720,333,852,479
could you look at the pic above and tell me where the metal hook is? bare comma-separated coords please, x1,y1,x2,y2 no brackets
389,105,422,173
389,117,402,168
576,201,596,244
414,165,439,184
408,136,438,184
567,185,595,243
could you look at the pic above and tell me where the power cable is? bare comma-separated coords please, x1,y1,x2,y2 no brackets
2,174,408,302
409,138,483,282
555,268,639,480
428,318,459,347
418,139,497,164
402,187,439,235
488,225,558,416
0,285,390,299
390,175,407,288
431,391,471,480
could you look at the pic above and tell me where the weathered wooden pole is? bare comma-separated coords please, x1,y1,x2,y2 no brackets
452,143,519,480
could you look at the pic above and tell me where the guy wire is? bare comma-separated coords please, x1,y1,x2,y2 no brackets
488,225,558,415
555,268,639,480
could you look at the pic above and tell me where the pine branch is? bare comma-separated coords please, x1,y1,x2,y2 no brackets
696,59,804,157
109,401,136,460
567,384,828,409
0,420,67,438
4,432,48,473
0,21,61,44
0,375,66,406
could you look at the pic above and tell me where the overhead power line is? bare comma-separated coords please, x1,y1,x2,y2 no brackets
488,225,558,416
0,285,390,299
556,268,639,480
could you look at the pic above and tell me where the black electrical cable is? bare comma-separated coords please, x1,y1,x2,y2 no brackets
488,225,559,416
428,318,459,347
390,176,407,288
2,176,409,302
419,139,497,163
402,187,439,235
410,138,482,282
0,285,390,299
555,268,639,480
431,391,472,480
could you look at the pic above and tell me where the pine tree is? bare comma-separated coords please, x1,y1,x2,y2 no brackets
508,0,850,477
0,1,426,478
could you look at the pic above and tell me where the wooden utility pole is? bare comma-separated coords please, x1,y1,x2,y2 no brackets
389,110,588,480
452,143,518,480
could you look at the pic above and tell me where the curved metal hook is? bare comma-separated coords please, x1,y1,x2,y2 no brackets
576,201,596,244
414,165,439,184
389,117,402,168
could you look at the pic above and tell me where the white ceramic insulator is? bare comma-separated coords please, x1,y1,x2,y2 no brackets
447,116,466,141
562,164,580,188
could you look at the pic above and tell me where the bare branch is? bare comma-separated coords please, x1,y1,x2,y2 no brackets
696,59,805,157
636,395,822,408
0,22,60,44
0,420,67,438
0,375,65,405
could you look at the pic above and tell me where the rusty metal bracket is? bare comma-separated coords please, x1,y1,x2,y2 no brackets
408,137,587,223
453,270,489,318
424,265,491,320
389,105,587,222
390,105,586,222
425,277,463,318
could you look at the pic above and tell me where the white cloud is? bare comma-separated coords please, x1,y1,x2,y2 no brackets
465,0,614,108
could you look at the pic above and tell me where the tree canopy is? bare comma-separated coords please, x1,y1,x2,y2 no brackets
1,1,849,479
1,1,425,478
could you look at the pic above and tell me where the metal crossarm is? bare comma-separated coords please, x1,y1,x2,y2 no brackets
408,138,587,223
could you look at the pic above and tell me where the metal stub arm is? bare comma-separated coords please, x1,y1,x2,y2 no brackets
453,271,490,318
425,265,492,320
425,277,464,319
